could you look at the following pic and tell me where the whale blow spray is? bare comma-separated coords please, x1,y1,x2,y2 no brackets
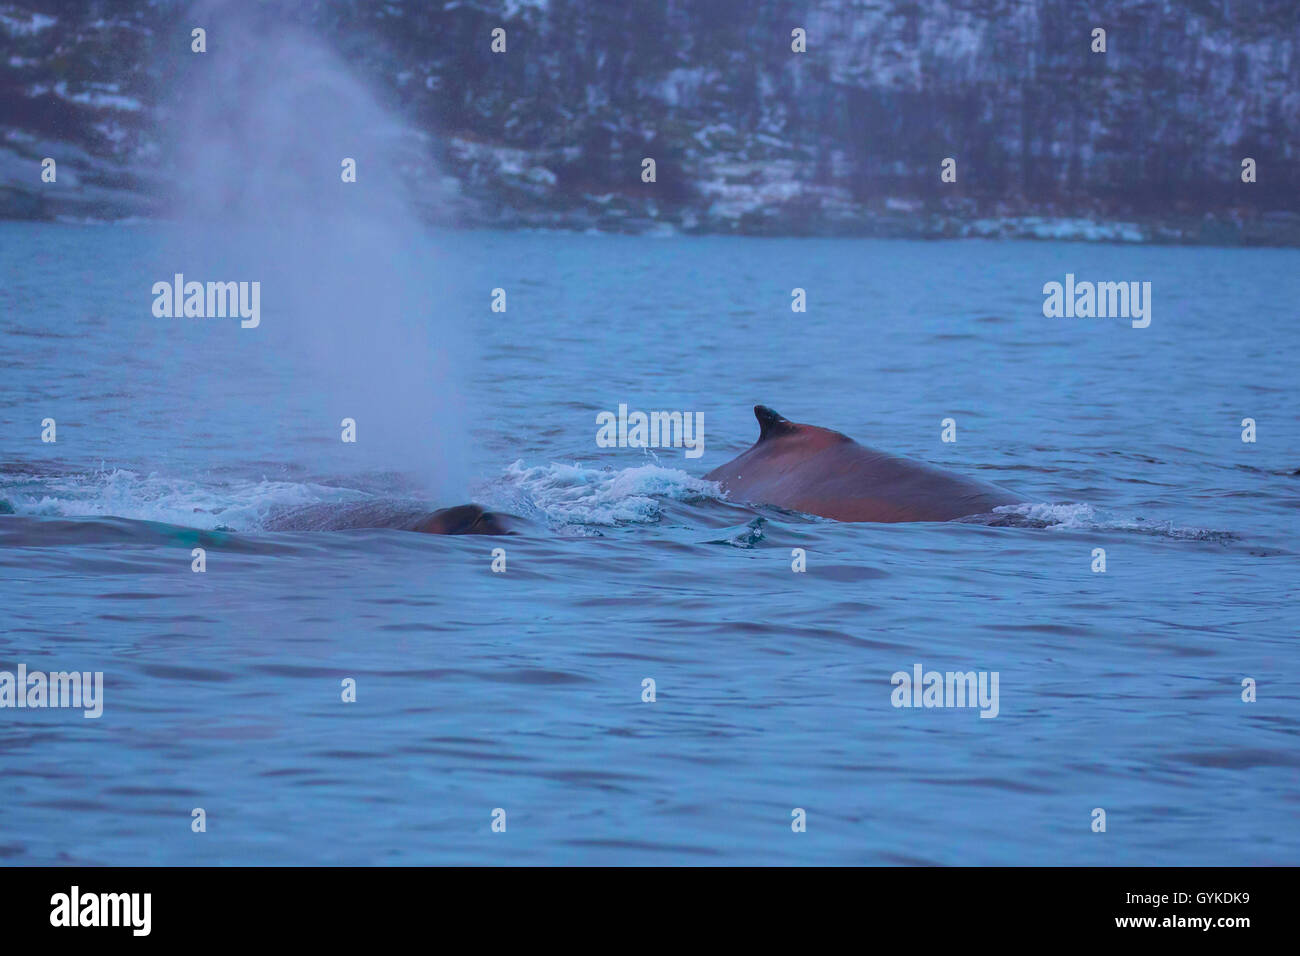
148,1,470,500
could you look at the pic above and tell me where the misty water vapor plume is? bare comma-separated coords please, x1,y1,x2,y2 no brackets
149,0,469,500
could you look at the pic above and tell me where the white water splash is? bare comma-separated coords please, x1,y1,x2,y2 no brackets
993,502,1231,540
5,469,362,531
489,460,721,527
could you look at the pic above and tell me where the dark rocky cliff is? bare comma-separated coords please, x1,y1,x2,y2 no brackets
3,0,1298,243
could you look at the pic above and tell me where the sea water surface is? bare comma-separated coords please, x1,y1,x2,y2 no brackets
1,223,1297,865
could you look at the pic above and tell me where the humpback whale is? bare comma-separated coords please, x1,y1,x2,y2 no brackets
704,406,1022,523
264,501,517,535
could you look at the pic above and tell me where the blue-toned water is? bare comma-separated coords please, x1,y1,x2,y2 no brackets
1,223,1297,865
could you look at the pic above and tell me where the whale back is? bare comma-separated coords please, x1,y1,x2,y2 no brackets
265,500,516,534
704,405,1021,523
409,504,515,535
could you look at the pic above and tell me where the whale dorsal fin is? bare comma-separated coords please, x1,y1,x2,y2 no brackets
754,405,799,442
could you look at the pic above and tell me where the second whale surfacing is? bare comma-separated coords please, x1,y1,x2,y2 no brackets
704,405,1023,523
264,500,517,535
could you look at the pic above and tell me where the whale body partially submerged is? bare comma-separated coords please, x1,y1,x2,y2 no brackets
704,405,1022,523
264,500,517,535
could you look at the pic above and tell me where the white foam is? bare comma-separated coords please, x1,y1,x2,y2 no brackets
492,460,721,527
994,501,1228,539
3,460,725,535
6,469,359,531
994,501,1100,528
